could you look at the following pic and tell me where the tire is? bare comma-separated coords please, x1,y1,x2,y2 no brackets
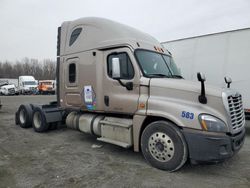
32,107,49,132
141,120,188,172
16,104,33,128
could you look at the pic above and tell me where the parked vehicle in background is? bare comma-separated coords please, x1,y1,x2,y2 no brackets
162,28,250,119
0,84,18,95
38,80,55,95
52,80,56,94
18,76,38,94
0,81,18,96
16,17,245,171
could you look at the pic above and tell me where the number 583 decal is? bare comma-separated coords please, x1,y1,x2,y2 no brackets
181,111,194,120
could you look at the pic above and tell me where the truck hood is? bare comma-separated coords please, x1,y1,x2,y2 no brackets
148,78,229,128
150,78,223,98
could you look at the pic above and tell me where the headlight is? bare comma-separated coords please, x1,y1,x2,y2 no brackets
199,114,227,133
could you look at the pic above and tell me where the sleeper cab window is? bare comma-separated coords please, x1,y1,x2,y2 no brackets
107,52,134,80
69,28,82,46
68,63,76,83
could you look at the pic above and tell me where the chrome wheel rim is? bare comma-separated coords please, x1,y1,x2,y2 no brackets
148,132,175,162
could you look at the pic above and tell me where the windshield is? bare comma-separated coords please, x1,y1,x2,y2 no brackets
135,50,182,78
23,81,36,86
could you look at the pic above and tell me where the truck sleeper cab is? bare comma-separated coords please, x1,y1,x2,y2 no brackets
16,17,245,171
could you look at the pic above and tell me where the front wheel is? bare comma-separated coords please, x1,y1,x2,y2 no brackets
141,121,188,172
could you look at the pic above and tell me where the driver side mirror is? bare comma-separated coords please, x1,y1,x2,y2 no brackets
111,57,133,91
111,58,121,79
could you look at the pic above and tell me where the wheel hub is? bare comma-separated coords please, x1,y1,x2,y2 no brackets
148,132,175,162
155,142,164,152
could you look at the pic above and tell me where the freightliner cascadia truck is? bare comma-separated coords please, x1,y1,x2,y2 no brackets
15,17,245,171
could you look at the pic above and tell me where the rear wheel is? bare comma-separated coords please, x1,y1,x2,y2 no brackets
16,104,33,128
32,107,49,132
141,121,188,171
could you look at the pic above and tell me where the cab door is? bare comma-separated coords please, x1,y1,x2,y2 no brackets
103,47,140,114
63,57,82,107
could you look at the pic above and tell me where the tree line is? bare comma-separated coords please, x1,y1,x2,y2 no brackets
0,58,56,80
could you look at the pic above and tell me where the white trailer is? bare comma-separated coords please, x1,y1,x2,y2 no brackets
162,28,250,119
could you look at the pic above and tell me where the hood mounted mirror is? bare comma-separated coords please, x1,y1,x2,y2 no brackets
224,76,232,88
197,72,207,104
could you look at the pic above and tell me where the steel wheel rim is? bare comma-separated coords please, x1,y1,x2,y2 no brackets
33,112,42,129
148,132,175,162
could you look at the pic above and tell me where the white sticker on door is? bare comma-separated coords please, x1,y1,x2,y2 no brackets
84,85,93,104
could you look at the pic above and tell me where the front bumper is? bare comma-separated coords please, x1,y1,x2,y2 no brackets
181,128,245,162
24,89,38,94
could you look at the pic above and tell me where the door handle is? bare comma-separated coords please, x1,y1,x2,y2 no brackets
104,96,109,106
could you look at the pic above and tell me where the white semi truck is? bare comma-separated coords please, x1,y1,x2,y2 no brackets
162,28,250,120
18,76,38,94
15,17,245,171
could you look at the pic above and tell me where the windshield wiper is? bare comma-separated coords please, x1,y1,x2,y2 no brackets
171,75,183,79
147,73,171,78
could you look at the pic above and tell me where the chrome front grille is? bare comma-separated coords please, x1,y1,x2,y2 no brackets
227,94,245,132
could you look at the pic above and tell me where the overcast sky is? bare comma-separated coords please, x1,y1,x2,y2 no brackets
0,0,250,61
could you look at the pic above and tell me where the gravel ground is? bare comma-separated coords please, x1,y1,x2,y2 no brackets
0,95,250,188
